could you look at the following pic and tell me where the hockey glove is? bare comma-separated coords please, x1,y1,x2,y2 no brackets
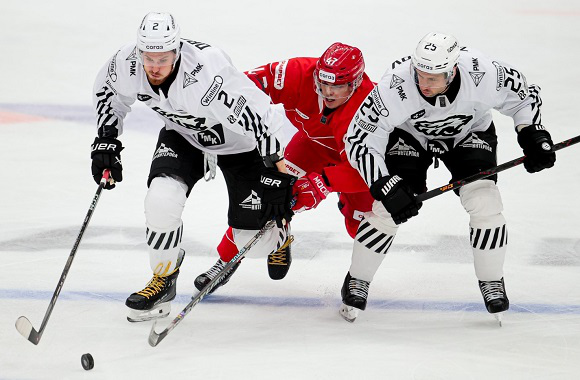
259,170,296,228
517,125,556,173
91,136,124,189
370,175,422,225
292,173,333,213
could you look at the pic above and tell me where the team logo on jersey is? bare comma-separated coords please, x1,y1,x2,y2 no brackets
414,114,473,137
387,138,419,157
108,51,119,82
152,143,178,160
389,74,405,89
197,124,225,147
458,134,492,152
201,76,223,106
183,63,204,88
427,140,451,155
469,72,485,87
411,109,425,119
152,106,208,131
239,190,262,210
274,60,288,89
126,48,138,61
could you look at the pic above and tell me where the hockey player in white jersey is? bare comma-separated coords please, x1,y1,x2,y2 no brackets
340,32,556,322
90,12,296,322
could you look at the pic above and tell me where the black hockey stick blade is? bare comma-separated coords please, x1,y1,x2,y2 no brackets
14,170,111,345
15,316,41,345
149,221,277,347
416,134,580,202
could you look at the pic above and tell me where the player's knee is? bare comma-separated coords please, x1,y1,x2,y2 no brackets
460,180,503,218
145,176,188,230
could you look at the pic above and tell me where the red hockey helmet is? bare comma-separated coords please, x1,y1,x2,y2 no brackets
314,42,365,88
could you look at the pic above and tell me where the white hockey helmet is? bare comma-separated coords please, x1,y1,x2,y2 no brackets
412,32,459,77
137,12,181,65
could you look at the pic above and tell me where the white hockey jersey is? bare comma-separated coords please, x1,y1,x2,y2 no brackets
93,39,293,156
345,47,542,186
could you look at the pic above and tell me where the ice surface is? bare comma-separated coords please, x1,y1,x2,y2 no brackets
1,1,579,379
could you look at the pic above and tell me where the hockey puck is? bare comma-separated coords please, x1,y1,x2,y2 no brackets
81,353,94,370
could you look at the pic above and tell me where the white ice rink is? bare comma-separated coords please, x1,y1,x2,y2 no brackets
1,1,580,379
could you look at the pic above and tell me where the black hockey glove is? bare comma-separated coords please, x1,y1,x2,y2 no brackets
90,136,124,189
517,125,556,173
370,175,422,225
259,170,296,228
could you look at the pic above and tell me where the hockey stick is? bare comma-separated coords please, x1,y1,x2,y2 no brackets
15,170,111,345
416,134,580,202
149,220,277,347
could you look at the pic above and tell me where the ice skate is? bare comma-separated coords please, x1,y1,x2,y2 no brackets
267,235,294,280
125,249,184,322
194,258,241,294
339,272,370,323
479,277,509,326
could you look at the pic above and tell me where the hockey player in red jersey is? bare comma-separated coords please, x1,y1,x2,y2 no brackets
194,43,376,292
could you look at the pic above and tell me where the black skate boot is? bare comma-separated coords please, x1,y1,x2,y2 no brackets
194,258,241,294
267,235,294,280
125,249,184,322
479,277,509,314
339,272,370,323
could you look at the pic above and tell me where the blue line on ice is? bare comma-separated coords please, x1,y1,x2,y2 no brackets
3,289,579,315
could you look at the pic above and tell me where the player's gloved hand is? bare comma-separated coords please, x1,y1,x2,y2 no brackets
91,136,124,189
292,173,333,213
259,170,296,228
517,125,556,173
370,175,422,225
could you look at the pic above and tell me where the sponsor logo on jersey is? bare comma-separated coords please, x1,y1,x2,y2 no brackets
387,138,419,157
183,63,203,88
389,74,405,89
413,114,473,137
355,114,377,133
318,69,335,83
129,60,136,76
391,56,411,70
108,51,119,82
274,60,288,90
458,134,492,152
126,48,138,61
152,143,178,160
201,76,223,106
469,72,485,87
197,124,225,146
371,88,389,117
411,109,425,119
395,85,407,101
471,58,480,71
427,140,451,155
184,39,211,50
239,190,262,210
105,80,118,95
137,93,152,102
492,61,505,91
227,96,247,124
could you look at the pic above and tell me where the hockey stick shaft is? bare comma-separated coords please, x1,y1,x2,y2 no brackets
416,134,580,202
149,220,277,347
15,170,111,345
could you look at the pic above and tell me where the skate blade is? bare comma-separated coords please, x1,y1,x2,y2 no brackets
494,312,504,327
339,304,359,323
127,302,171,323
